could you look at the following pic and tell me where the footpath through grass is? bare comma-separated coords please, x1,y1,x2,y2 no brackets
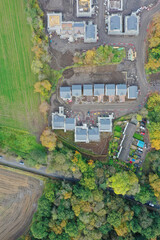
0,0,44,135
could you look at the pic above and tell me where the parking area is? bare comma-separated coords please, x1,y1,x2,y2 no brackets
116,117,148,166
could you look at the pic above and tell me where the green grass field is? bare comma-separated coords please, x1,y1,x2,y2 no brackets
0,0,44,135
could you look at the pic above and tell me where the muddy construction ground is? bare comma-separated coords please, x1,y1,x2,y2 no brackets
0,168,43,240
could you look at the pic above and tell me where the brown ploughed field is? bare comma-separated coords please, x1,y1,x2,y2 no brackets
0,169,42,240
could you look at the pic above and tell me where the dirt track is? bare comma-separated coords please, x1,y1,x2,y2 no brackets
0,169,43,240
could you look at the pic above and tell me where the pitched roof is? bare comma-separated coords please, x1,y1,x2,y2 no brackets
75,127,88,142
88,127,100,141
110,15,120,30
60,87,71,99
127,15,138,30
99,118,111,131
83,84,93,96
116,84,127,96
128,86,138,99
106,84,116,96
72,85,82,97
53,114,65,129
65,118,75,130
94,84,105,96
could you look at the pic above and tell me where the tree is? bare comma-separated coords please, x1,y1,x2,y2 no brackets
31,59,43,74
65,222,79,238
149,174,160,201
34,80,51,97
135,185,156,204
136,114,142,122
84,49,96,65
40,128,57,151
107,171,140,195
31,219,49,239
39,101,50,115
147,93,160,111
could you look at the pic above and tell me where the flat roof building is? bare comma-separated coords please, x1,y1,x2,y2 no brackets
94,84,105,96
88,127,100,142
125,13,139,35
98,116,113,132
77,0,92,17
72,85,82,97
108,14,122,35
108,0,123,11
84,22,97,43
60,22,73,40
83,84,93,96
47,12,62,34
75,126,89,143
65,118,76,131
128,86,138,99
60,87,71,100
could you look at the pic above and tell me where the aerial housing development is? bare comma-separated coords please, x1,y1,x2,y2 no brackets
1,0,160,239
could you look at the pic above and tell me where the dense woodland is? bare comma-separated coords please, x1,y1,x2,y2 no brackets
20,149,160,240
145,14,160,74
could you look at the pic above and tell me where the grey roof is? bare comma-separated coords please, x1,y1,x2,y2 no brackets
76,128,88,141
53,114,65,128
100,119,111,131
85,24,96,39
127,16,137,30
72,85,82,97
110,15,120,30
83,84,93,96
116,84,127,96
60,87,71,99
94,84,105,96
66,118,75,130
128,86,138,99
106,84,116,96
88,127,100,141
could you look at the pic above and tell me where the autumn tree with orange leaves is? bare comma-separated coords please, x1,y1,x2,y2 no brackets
145,13,160,74
40,128,57,151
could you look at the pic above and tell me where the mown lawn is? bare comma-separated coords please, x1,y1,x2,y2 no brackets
0,0,44,135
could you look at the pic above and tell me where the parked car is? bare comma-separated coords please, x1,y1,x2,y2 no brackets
19,160,24,165
140,122,145,127
148,202,154,207
138,148,143,153
136,154,141,159
140,126,145,130
141,132,145,135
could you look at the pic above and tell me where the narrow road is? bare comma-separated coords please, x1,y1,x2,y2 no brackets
0,157,159,211
0,158,78,182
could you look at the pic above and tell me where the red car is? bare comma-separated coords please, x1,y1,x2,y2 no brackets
141,132,145,135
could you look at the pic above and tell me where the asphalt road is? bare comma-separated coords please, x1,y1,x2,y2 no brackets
0,157,159,211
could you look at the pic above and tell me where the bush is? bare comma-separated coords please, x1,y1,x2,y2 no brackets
114,131,122,138
114,125,122,132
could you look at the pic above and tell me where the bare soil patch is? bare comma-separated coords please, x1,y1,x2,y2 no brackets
63,68,74,79
77,133,111,155
0,169,42,240
50,48,73,70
